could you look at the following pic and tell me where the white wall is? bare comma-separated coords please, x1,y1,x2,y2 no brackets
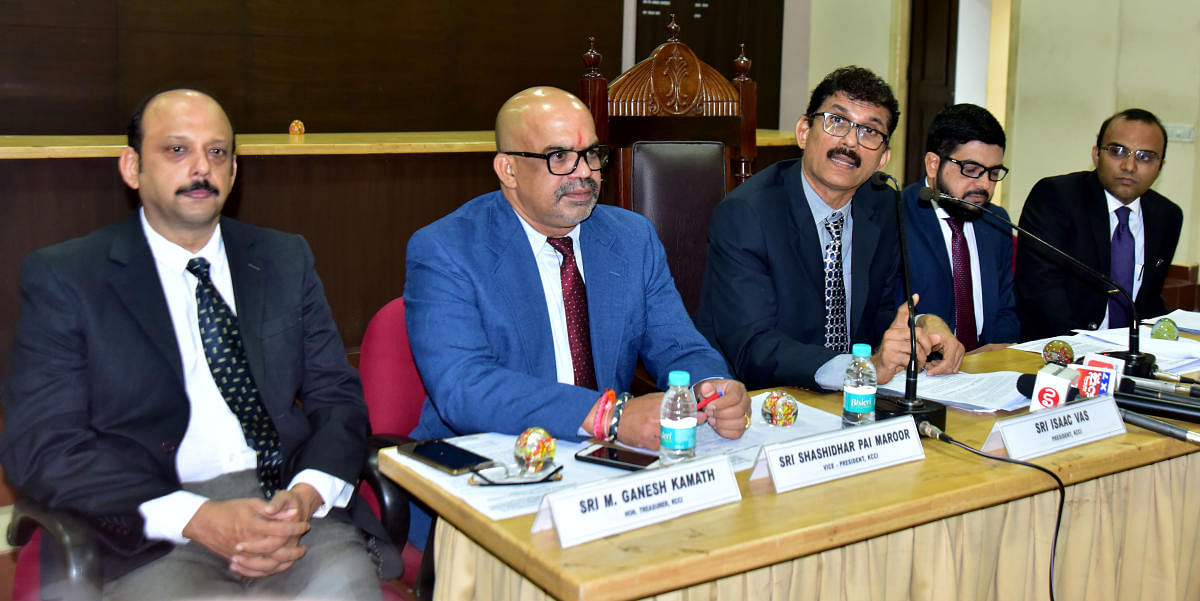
1004,0,1199,264
955,0,991,105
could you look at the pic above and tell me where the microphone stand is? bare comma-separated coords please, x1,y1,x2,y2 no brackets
873,174,947,430
919,187,1156,377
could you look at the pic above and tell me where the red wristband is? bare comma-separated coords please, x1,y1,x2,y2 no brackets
593,389,616,439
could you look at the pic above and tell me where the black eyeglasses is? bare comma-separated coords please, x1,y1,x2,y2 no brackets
942,156,1009,182
501,144,610,175
1099,144,1161,164
468,463,564,486
809,112,890,150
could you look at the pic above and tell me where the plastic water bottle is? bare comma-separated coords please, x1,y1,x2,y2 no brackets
660,370,697,464
842,343,877,427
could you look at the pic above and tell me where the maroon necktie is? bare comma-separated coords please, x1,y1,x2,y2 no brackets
546,237,597,389
945,218,979,351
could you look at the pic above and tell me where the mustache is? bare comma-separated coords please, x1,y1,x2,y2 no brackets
176,180,219,195
555,177,599,201
827,146,861,168
961,188,991,204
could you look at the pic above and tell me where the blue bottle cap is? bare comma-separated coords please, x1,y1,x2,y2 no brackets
668,370,691,387
851,343,872,358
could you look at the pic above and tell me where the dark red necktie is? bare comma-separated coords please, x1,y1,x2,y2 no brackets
546,237,597,389
945,218,979,351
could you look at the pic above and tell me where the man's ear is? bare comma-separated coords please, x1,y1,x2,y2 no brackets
795,115,810,150
118,147,141,190
924,152,941,182
1091,146,1100,169
493,153,517,189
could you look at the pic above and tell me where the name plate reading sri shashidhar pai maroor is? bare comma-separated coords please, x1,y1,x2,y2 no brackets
749,416,925,493
531,454,740,548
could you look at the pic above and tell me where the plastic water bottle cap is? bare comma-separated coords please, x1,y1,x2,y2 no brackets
667,370,691,387
851,343,872,358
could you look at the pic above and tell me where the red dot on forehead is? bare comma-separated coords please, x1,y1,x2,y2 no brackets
576,132,583,147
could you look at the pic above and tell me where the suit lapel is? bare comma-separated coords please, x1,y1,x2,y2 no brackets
783,164,827,299
912,202,953,288
1085,173,1113,274
222,219,270,388
848,191,881,335
486,198,558,378
107,214,185,387
579,211,629,389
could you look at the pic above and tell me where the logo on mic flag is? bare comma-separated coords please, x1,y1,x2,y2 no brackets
1037,387,1060,408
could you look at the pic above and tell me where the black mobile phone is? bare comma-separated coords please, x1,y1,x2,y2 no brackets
397,439,497,475
574,441,659,471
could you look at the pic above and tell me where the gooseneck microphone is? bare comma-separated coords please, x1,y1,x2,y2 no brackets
919,187,1155,377
873,173,947,430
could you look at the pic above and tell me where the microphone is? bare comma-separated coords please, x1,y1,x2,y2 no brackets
1118,409,1200,444
1154,369,1199,385
917,420,949,442
1125,375,1200,399
1117,379,1200,406
920,187,1154,377
872,173,947,431
1016,373,1200,424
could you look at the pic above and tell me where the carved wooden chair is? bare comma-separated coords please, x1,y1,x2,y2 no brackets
579,14,756,316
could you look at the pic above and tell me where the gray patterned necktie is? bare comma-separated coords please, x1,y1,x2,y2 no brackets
186,257,282,498
822,212,849,353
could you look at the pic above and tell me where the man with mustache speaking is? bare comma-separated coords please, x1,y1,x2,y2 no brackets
897,104,1019,352
696,66,964,391
403,87,752,544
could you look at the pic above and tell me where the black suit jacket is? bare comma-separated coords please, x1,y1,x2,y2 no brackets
0,213,382,581
1016,170,1182,340
695,158,901,390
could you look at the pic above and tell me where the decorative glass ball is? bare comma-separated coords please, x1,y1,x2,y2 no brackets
1151,317,1179,340
513,427,555,473
761,390,799,426
1041,339,1075,365
288,119,305,135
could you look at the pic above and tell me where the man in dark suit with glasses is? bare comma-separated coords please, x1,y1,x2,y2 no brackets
898,103,1020,353
1016,108,1182,340
696,66,965,392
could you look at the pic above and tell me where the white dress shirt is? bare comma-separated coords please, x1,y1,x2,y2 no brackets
1101,192,1144,329
136,209,351,544
517,213,586,387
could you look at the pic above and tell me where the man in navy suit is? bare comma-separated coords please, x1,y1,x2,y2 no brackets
405,86,751,447
1,90,388,600
898,104,1019,351
695,66,965,391
1016,108,1182,339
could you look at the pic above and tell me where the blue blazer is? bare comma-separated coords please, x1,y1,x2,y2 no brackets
898,182,1019,345
404,190,729,441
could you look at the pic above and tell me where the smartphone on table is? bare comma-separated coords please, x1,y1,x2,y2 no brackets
397,439,497,475
574,439,659,471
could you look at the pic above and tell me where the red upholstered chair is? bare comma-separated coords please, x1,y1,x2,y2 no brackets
358,297,434,599
578,14,756,315
9,297,429,600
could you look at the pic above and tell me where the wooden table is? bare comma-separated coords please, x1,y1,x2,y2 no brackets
383,349,1200,601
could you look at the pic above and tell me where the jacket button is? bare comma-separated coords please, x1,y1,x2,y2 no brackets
1087,322,1098,330
160,440,178,453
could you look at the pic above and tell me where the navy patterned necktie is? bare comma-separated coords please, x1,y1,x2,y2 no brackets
1109,206,1134,328
546,237,597,390
186,257,283,498
822,212,849,353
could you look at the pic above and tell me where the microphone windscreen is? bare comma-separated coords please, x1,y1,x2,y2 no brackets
918,187,939,202
870,172,891,188
1015,373,1081,403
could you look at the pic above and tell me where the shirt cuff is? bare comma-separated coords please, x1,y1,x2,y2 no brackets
140,490,209,544
815,354,854,391
289,469,353,518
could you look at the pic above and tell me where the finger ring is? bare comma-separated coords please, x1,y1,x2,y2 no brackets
744,414,752,429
